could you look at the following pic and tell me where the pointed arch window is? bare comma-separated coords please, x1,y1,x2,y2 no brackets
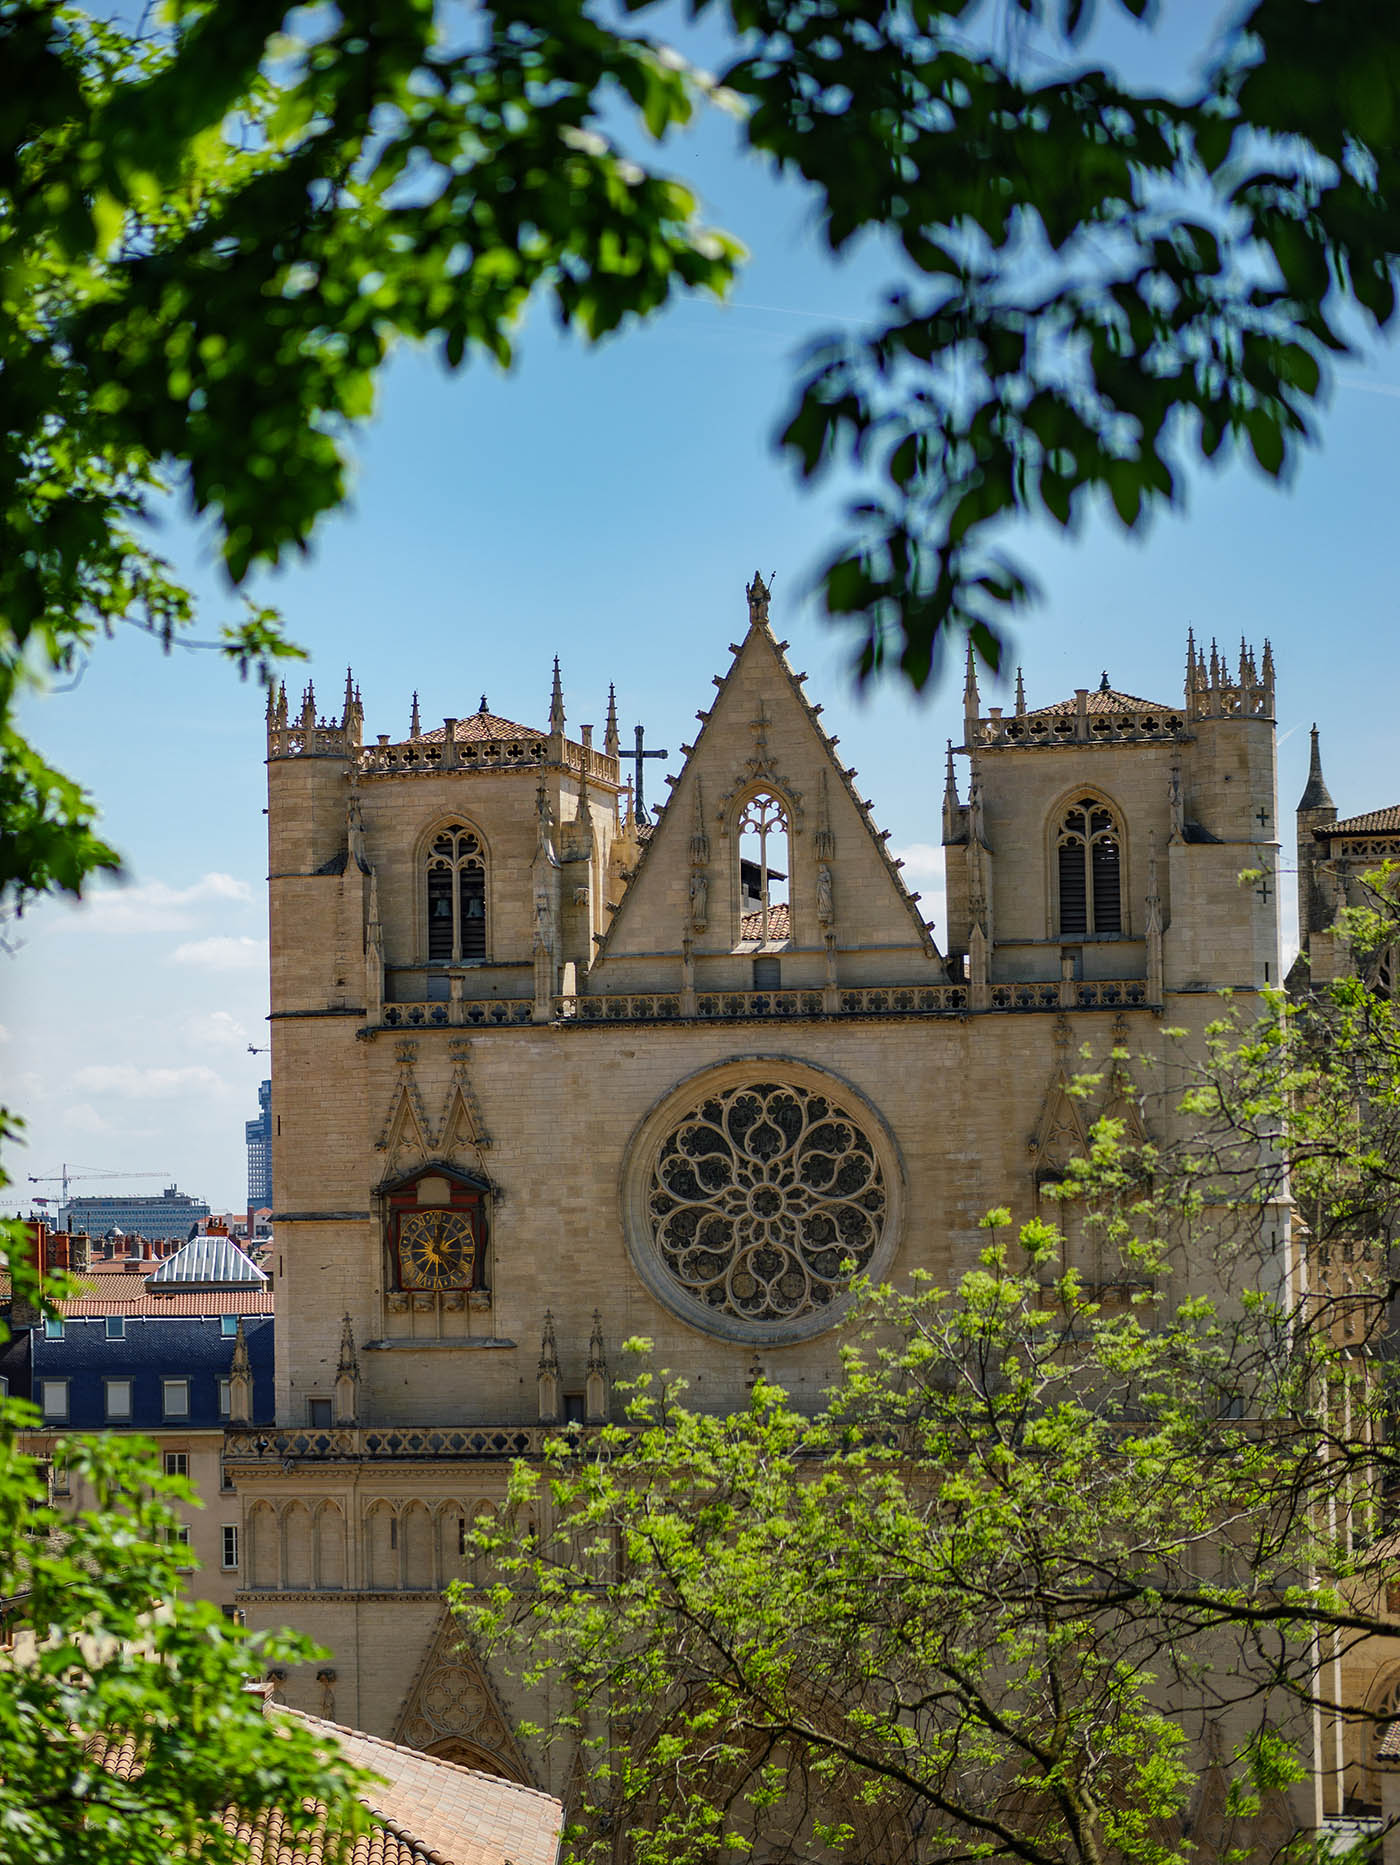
426,825,486,963
1057,798,1122,936
738,790,790,944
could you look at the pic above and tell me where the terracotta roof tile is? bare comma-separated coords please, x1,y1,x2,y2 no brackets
739,901,791,943
1318,805,1400,837
0,1271,274,1317
1023,687,1177,719
84,1706,562,1865
1380,1719,1400,1761
418,712,543,744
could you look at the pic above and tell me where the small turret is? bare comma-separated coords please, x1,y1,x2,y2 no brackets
1296,725,1338,954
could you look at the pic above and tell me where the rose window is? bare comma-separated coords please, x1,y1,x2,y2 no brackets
645,1081,887,1326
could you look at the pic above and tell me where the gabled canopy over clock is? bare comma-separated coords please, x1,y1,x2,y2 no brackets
379,1164,490,1296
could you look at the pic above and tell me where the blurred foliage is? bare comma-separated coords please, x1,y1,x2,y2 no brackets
5,0,1400,907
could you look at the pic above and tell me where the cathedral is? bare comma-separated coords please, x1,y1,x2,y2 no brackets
227,576,1288,1804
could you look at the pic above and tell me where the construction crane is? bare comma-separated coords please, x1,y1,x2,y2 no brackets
27,1165,172,1210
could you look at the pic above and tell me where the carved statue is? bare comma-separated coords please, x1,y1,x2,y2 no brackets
1168,765,1185,842
816,862,834,926
689,867,708,928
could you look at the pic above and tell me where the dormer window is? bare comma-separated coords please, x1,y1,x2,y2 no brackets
1057,798,1122,936
426,824,486,963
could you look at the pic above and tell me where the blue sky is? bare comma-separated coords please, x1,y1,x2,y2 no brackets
5,1,1399,1208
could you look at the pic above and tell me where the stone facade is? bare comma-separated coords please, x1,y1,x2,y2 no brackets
232,585,1296,1814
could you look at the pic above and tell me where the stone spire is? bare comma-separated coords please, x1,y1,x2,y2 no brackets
537,1311,562,1425
1298,725,1334,813
604,683,620,761
1296,724,1339,952
228,1316,253,1425
334,1313,360,1425
585,1309,608,1424
409,690,421,738
941,739,961,845
549,657,566,736
963,638,980,736
1014,667,1026,717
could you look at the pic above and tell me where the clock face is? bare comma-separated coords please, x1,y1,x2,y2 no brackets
397,1209,476,1291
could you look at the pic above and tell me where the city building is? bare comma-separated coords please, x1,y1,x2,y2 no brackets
225,580,1306,1842
64,1184,211,1243
3,1222,273,1615
246,1078,273,1211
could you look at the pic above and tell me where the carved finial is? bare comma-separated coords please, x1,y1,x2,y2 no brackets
1239,636,1250,688
941,740,961,845
275,683,288,728
604,683,620,760
963,637,980,724
301,680,317,729
337,1312,358,1379
549,657,565,735
410,690,421,738
342,666,356,723
1098,670,1110,694
746,570,771,628
539,1310,559,1374
228,1316,253,1424
479,694,488,714
231,1315,250,1380
585,1311,608,1423
1209,638,1220,688
1185,627,1196,694
1015,667,1026,716
1262,638,1275,690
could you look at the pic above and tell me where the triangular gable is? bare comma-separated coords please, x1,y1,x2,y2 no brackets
594,583,940,963
1029,1068,1090,1181
394,1609,534,1784
374,1040,433,1166
436,1038,491,1162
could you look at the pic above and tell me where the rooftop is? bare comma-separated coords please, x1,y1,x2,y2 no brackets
1023,686,1177,719
90,1701,563,1865
147,1234,268,1290
418,709,543,744
2,1271,274,1318
1319,805,1400,837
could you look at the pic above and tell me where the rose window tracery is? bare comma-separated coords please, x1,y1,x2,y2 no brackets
646,1082,886,1326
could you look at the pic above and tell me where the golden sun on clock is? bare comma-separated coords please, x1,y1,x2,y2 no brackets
396,1209,477,1291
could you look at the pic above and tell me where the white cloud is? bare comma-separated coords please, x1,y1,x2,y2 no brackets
72,1064,224,1100
172,936,268,971
65,872,254,935
187,1010,252,1052
0,1022,9,1044
61,1103,112,1134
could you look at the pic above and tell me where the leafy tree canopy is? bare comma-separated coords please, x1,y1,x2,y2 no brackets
457,932,1400,1863
0,1173,374,1864
5,0,1400,911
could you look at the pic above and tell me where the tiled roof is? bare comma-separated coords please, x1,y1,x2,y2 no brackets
1379,1719,1400,1761
739,901,792,943
88,1704,562,1865
1023,687,1176,719
1319,805,1400,837
419,711,543,744
0,1271,274,1317
147,1235,267,1289
285,1709,564,1865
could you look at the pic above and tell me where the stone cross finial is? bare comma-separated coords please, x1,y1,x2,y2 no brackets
410,691,421,738
746,570,771,628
